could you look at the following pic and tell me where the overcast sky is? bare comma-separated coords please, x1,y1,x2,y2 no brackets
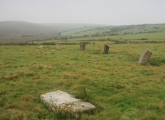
0,0,165,25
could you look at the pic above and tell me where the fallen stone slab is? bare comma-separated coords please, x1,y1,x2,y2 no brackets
40,90,96,114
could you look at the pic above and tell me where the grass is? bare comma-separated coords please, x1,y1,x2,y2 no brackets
60,23,165,44
24,23,165,45
61,24,165,37
0,43,165,119
62,31,165,44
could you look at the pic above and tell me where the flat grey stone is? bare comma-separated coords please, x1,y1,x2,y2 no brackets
40,90,96,113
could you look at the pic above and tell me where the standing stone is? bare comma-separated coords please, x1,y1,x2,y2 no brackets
103,44,109,54
80,42,86,51
138,49,152,65
55,44,60,49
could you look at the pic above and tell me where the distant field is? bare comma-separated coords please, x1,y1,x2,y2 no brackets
0,43,165,119
61,23,165,43
66,31,165,42
62,24,165,37
30,31,165,45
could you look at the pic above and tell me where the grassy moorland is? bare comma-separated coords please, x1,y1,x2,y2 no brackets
62,24,165,37
61,24,165,43
0,42,165,119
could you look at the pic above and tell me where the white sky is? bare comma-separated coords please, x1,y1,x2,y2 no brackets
0,0,165,25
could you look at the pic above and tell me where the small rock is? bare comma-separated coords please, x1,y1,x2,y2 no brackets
39,45,44,48
55,44,60,49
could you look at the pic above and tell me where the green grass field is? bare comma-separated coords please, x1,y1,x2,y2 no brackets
0,43,165,119
60,24,165,44
61,24,165,38
65,31,165,42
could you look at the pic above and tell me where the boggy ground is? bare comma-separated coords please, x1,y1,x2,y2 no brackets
0,43,165,120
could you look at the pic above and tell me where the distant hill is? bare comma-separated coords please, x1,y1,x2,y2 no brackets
0,21,99,43
61,23,165,38
1,21,165,43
